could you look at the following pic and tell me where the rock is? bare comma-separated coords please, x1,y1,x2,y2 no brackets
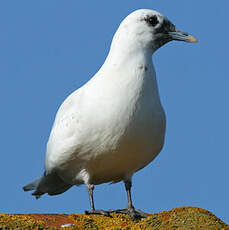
0,207,228,229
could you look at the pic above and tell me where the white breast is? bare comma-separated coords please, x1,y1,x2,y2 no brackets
45,57,166,185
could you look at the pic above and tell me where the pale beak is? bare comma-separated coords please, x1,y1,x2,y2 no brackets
168,30,198,43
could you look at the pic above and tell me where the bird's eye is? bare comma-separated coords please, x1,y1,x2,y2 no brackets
145,16,159,27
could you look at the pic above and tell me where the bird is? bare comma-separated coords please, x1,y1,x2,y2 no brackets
23,9,197,219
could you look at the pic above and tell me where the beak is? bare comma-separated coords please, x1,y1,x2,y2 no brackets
168,30,198,43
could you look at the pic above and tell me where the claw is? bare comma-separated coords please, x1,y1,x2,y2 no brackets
109,207,148,220
85,209,111,217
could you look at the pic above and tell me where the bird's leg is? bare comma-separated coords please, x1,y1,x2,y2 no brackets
124,180,148,219
88,184,95,211
126,180,134,210
84,184,110,217
110,179,148,219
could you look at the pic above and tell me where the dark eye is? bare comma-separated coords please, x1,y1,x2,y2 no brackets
145,15,159,27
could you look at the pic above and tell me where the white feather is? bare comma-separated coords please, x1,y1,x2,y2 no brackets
45,9,166,186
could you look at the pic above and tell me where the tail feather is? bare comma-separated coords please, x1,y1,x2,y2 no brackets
23,172,72,198
23,177,42,191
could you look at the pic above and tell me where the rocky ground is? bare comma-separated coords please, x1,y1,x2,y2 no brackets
0,206,228,229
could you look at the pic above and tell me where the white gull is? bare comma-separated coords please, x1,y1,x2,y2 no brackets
23,9,197,219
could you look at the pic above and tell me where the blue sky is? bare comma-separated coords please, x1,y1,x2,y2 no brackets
1,0,229,224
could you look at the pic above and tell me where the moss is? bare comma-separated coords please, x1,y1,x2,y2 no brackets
0,207,228,230
0,214,47,229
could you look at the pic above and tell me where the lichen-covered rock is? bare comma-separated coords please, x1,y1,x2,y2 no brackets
0,207,228,229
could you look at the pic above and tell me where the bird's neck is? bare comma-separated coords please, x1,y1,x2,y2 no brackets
104,37,153,71
98,41,161,104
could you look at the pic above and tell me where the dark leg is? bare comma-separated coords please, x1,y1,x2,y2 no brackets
125,180,133,209
84,184,110,217
110,179,148,219
88,184,95,211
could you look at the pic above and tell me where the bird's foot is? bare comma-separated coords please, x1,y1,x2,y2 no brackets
109,206,148,220
85,209,111,217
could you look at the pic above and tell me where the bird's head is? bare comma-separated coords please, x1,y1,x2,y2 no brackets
112,9,197,53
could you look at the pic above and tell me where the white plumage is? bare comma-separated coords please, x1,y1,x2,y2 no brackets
23,9,197,219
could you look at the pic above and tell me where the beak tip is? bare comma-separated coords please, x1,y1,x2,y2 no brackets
188,35,198,43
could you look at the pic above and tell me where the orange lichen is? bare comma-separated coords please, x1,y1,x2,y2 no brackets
0,207,228,230
29,214,75,228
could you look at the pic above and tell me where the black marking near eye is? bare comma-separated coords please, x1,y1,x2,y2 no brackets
155,19,176,34
145,15,159,27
